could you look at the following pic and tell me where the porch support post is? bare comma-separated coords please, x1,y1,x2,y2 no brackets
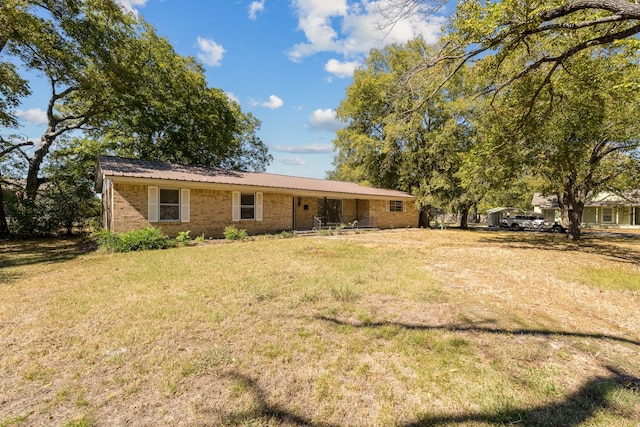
596,207,599,225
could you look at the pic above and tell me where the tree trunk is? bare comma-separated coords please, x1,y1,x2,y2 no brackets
567,204,584,241
557,193,570,228
419,204,431,228
562,180,589,241
25,136,54,201
459,205,470,229
0,182,10,238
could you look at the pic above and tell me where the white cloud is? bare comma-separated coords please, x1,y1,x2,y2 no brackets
249,0,266,20
196,37,226,67
308,108,342,131
273,143,333,154
225,92,240,104
325,58,360,78
288,0,445,61
280,156,307,166
113,0,148,14
15,108,48,125
261,95,284,109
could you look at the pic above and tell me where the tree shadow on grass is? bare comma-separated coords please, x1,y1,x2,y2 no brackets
0,237,95,284
213,371,340,427
314,315,639,425
477,232,640,266
315,315,640,347
210,367,638,427
405,365,639,426
212,317,639,426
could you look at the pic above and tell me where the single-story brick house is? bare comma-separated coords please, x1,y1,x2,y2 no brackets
96,156,419,237
532,191,640,227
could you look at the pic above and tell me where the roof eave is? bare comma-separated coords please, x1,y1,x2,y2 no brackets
103,174,415,200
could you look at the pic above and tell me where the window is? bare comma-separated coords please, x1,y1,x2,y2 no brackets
602,207,613,223
159,189,180,221
232,191,263,221
241,193,255,219
388,200,404,212
317,198,342,223
148,187,189,223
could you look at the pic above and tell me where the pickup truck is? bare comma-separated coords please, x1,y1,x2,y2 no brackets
500,215,545,230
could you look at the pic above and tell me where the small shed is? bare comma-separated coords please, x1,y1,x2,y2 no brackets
487,207,519,227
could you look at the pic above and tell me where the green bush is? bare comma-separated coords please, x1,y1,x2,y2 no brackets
95,229,123,253
224,226,247,240
96,227,174,253
175,231,192,246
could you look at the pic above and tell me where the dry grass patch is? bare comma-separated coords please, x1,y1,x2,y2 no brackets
1,229,639,426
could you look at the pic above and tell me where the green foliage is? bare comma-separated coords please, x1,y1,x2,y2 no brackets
96,227,174,253
4,185,99,238
1,0,272,211
100,29,272,172
479,47,640,239
332,39,484,227
6,198,49,237
223,226,248,241
174,231,192,246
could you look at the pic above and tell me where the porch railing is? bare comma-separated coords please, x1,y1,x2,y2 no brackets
312,216,375,230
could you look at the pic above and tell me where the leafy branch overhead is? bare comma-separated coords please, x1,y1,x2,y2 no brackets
388,0,640,92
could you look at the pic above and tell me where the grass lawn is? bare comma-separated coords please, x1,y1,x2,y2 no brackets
1,228,639,426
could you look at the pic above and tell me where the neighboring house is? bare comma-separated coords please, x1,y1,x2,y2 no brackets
532,192,640,227
96,156,419,237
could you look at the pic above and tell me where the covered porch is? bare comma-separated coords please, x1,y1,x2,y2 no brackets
293,196,375,231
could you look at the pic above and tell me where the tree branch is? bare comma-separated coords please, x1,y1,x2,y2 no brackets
539,0,640,21
0,140,34,158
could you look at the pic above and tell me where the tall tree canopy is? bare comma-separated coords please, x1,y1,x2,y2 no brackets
1,0,271,204
480,46,640,240
370,0,640,239
332,39,487,228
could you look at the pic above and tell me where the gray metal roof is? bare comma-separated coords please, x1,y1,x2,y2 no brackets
97,156,415,199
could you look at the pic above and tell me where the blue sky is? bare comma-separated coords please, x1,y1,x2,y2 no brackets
12,0,447,179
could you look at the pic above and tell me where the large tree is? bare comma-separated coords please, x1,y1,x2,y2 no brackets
332,39,485,228
1,0,271,235
474,45,640,240
95,28,271,171
1,0,271,203
381,0,640,238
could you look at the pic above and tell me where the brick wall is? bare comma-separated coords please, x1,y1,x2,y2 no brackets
370,199,419,229
111,183,293,238
294,197,317,230
112,183,149,233
109,181,418,236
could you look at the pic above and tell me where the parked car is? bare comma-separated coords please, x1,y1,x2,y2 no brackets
500,214,545,230
548,222,567,233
